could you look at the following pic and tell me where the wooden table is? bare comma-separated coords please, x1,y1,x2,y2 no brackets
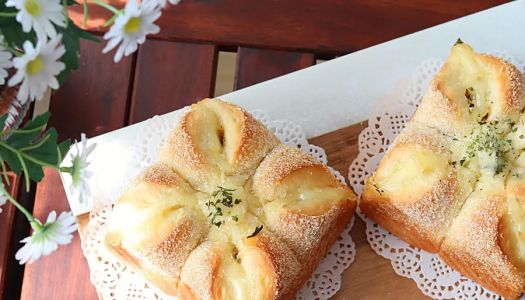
0,1,508,299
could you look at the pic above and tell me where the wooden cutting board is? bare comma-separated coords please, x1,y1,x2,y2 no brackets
77,121,430,300
309,121,430,300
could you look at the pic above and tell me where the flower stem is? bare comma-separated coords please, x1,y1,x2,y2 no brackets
93,0,121,16
0,182,38,225
0,12,17,18
62,0,70,27
0,158,11,185
82,0,89,27
60,166,72,174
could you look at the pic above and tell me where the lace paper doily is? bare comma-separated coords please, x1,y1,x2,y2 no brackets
349,53,525,299
81,109,356,300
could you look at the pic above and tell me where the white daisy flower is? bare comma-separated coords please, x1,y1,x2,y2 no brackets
155,0,181,8
5,0,66,40
67,133,96,204
15,210,78,264
8,35,65,104
0,36,13,85
102,0,162,63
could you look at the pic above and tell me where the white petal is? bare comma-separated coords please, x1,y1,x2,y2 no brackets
42,240,58,256
15,243,33,265
102,37,122,54
46,211,57,223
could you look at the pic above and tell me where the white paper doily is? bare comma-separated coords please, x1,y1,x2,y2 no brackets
81,109,356,300
348,53,525,300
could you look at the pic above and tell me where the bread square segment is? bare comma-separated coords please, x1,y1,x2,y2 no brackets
362,43,525,299
105,98,357,299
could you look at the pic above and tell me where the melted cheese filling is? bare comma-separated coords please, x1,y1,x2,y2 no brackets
500,196,525,271
189,101,243,174
107,183,200,249
375,147,448,201
215,250,250,300
440,44,507,123
260,167,350,215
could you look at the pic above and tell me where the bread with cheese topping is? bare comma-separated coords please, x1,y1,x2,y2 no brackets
105,98,357,299
362,42,525,298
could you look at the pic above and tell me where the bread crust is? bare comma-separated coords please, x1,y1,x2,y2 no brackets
361,180,442,253
253,144,357,278
104,99,356,299
361,43,525,298
160,98,279,193
412,44,525,137
361,124,474,253
439,190,525,300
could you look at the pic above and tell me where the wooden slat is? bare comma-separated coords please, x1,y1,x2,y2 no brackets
129,40,217,124
0,174,20,295
234,47,315,90
308,122,429,299
20,40,135,300
20,170,98,300
69,0,507,57
47,39,134,138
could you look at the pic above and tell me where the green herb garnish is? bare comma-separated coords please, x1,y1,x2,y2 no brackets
207,186,242,228
459,123,511,175
247,225,264,238
372,183,384,195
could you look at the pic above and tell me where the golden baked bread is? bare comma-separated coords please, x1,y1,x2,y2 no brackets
105,98,357,299
362,42,525,299
160,98,280,194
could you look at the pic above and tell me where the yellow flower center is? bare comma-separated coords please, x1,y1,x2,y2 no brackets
124,17,142,34
26,56,44,75
24,0,41,17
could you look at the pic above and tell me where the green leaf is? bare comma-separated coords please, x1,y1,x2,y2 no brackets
0,2,36,48
0,21,37,49
58,138,72,163
0,113,64,187
0,114,8,130
7,112,50,148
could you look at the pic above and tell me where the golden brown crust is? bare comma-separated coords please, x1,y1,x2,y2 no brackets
439,190,525,300
105,99,357,299
361,124,474,252
105,164,209,296
160,98,279,193
105,214,208,296
412,44,525,137
241,233,302,300
179,241,222,300
253,144,357,277
252,144,319,195
362,43,525,298
361,179,443,253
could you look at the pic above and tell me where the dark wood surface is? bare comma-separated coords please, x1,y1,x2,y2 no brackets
0,174,20,296
69,0,506,57
129,40,217,124
234,48,315,90
15,1,507,299
48,40,134,138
